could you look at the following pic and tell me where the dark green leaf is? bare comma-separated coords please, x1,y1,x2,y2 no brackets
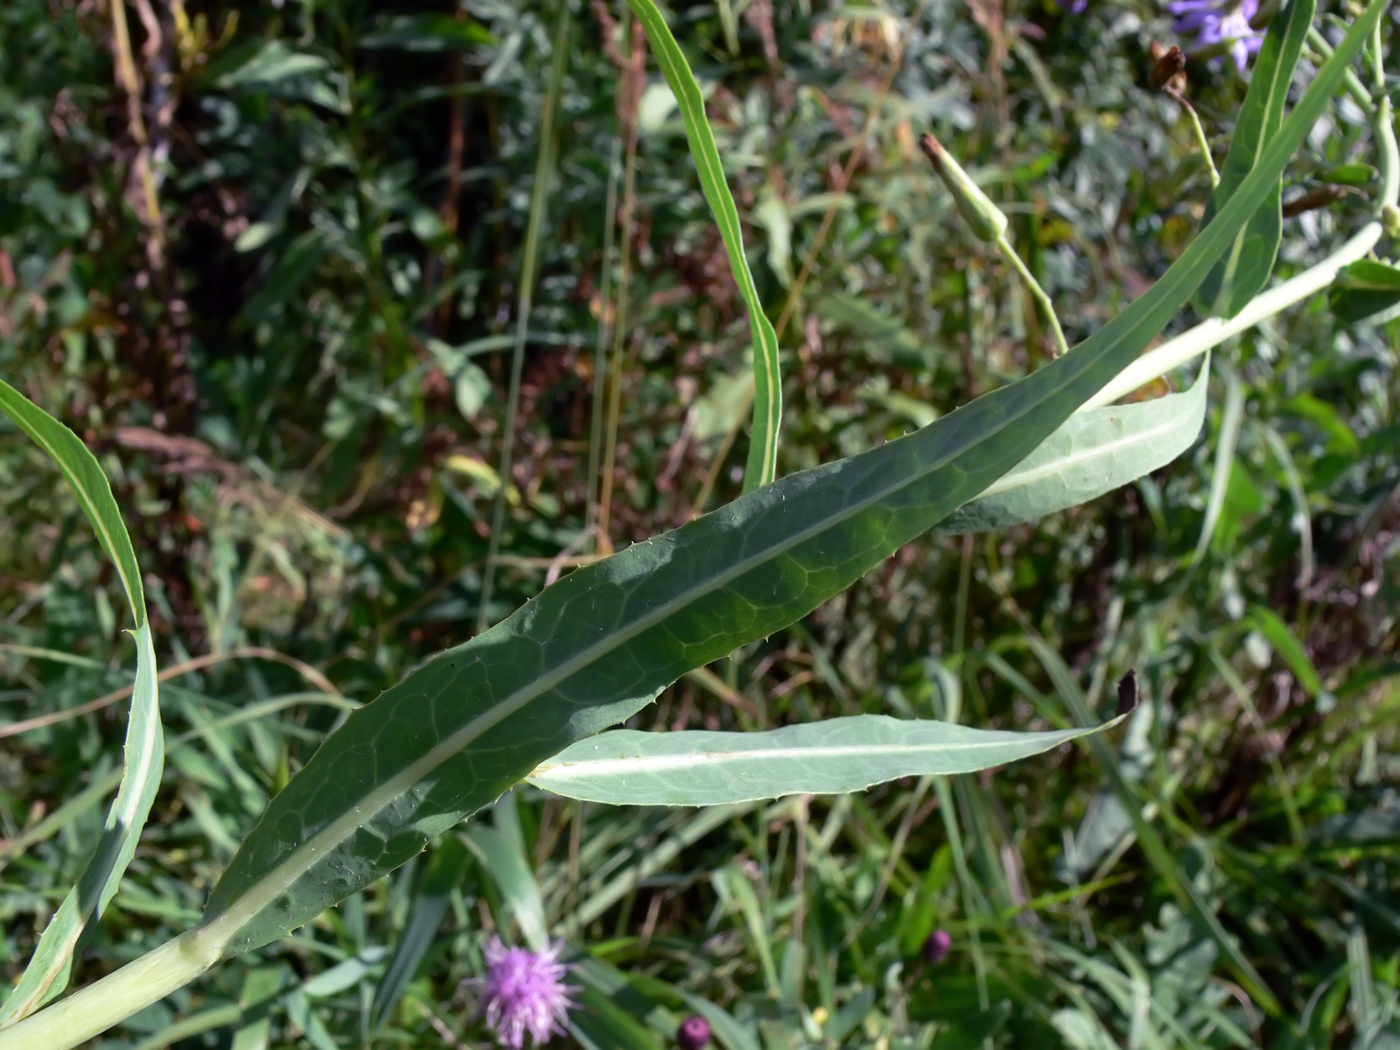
1329,258,1400,325
1194,0,1315,318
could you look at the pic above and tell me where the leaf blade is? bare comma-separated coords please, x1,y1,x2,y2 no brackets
0,383,163,1024
528,713,1125,807
937,356,1210,533
1194,0,1315,318
626,0,782,490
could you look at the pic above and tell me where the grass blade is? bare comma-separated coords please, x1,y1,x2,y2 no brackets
626,0,783,490
0,380,163,1024
369,836,470,1034
528,712,1128,806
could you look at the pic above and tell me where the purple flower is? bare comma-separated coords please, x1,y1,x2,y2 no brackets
922,929,952,965
1055,0,1089,12
678,1014,712,1050
476,937,576,1048
1167,0,1264,70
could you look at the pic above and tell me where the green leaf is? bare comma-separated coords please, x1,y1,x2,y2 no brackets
527,713,1125,807
0,381,162,1024
465,794,548,951
211,40,344,112
1193,0,1315,318
1329,258,1400,326
936,355,1209,533
1248,605,1334,708
192,0,1386,960
358,14,494,51
625,0,782,491
370,837,470,1034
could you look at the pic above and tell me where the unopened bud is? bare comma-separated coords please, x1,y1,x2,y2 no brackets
919,132,1008,242
1148,43,1187,94
1383,204,1400,237
922,929,952,964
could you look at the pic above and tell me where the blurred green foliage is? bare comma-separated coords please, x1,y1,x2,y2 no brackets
2,0,1398,1046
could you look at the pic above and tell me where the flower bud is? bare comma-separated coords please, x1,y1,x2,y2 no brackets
1148,42,1187,94
1383,204,1400,238
921,929,952,965
678,1014,712,1049
919,133,1008,242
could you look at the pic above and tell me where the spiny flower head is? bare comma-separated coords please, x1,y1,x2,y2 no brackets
477,937,576,1048
1167,0,1264,71
677,1014,712,1050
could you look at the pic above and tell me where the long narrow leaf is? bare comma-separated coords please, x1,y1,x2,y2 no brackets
1194,0,1315,317
937,356,1210,533
626,0,782,490
188,0,1385,962
0,380,163,1024
528,712,1127,806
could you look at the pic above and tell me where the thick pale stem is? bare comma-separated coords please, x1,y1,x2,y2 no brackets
0,926,224,1050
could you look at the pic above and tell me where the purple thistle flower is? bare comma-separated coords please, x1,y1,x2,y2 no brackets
677,1014,712,1050
922,929,952,965
476,937,576,1048
1167,0,1264,71
1055,0,1089,13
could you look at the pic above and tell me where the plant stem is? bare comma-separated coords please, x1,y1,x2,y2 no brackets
0,927,223,1050
1178,98,1221,188
994,232,1070,359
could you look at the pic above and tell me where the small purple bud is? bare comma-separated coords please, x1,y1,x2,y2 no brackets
677,1014,712,1050
922,929,952,965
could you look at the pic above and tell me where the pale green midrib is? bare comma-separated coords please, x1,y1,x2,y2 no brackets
532,733,1085,778
971,385,1199,501
207,356,1098,945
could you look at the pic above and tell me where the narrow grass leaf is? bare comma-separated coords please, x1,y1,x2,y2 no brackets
1024,634,1279,1012
626,0,782,490
937,356,1209,533
370,836,470,1034
0,381,163,1024
527,714,1124,806
184,0,1382,969
1194,0,1315,317
1248,605,1333,706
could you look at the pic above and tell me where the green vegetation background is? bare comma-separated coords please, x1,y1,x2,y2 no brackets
1,0,1397,1046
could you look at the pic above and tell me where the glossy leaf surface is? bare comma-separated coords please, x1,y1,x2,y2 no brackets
528,713,1125,806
